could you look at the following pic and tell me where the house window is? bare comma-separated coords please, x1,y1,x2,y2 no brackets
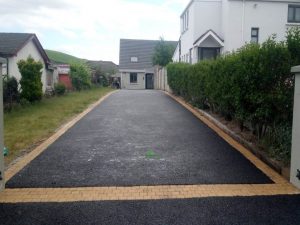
198,47,220,61
251,28,259,43
130,73,137,83
189,48,192,64
181,9,189,33
131,57,138,62
288,5,300,23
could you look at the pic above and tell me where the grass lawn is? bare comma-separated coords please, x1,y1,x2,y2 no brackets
4,87,114,165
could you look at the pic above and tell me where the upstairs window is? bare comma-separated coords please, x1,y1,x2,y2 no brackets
131,57,138,62
288,5,300,23
251,28,259,43
130,73,137,83
181,10,189,33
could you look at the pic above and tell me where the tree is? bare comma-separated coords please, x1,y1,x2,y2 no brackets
152,37,176,67
286,27,300,65
17,56,43,102
70,63,91,91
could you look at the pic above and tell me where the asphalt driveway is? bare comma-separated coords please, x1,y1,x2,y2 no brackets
6,90,272,188
1,195,300,225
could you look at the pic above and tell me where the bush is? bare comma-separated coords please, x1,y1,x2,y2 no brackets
18,56,43,102
286,27,300,66
70,63,91,91
54,83,66,95
3,75,19,109
167,35,296,163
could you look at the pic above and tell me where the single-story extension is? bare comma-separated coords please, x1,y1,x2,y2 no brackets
119,39,177,90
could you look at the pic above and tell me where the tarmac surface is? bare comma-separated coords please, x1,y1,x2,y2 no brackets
6,90,272,188
1,195,300,225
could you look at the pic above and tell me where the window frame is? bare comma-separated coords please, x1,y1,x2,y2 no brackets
181,9,189,33
251,27,259,44
130,73,138,84
198,47,220,61
288,5,300,23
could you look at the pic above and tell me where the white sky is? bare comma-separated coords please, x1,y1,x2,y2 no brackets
0,0,190,64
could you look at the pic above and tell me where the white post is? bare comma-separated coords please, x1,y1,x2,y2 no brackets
291,65,300,189
0,63,4,191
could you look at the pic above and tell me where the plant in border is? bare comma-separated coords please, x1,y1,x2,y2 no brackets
17,56,43,102
70,63,91,91
3,75,19,110
54,83,66,96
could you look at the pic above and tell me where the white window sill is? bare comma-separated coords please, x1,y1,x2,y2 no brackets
286,23,300,26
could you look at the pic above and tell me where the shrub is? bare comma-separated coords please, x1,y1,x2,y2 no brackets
19,98,31,107
3,75,19,109
17,56,43,102
54,83,66,95
70,63,91,91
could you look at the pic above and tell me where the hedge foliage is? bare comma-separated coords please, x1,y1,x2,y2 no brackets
167,31,300,164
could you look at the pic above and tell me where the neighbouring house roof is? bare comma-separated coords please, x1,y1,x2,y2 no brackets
0,33,50,64
193,30,224,47
119,39,177,71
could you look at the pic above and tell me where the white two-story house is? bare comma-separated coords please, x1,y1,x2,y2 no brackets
173,0,300,64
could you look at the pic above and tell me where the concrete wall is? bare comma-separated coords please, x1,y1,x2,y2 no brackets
121,72,146,89
0,62,4,191
155,67,171,93
7,40,48,92
291,66,300,189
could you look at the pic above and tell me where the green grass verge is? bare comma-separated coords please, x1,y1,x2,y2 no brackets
4,87,113,165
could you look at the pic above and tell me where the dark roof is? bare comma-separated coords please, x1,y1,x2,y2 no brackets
119,39,177,71
0,33,50,64
193,29,224,45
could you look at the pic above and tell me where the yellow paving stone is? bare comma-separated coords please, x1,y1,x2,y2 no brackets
0,183,298,203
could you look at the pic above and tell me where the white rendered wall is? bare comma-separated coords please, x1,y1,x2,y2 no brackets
223,0,300,53
8,40,48,92
121,72,146,89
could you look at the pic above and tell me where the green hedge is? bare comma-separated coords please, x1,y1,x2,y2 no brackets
167,36,298,164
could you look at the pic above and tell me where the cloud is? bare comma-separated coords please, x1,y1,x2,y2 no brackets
0,0,190,63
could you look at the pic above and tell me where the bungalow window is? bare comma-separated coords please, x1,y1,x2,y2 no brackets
288,5,300,23
198,47,220,61
251,28,259,43
130,73,137,83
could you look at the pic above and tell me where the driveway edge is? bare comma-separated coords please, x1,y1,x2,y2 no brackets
5,90,118,182
164,91,288,185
